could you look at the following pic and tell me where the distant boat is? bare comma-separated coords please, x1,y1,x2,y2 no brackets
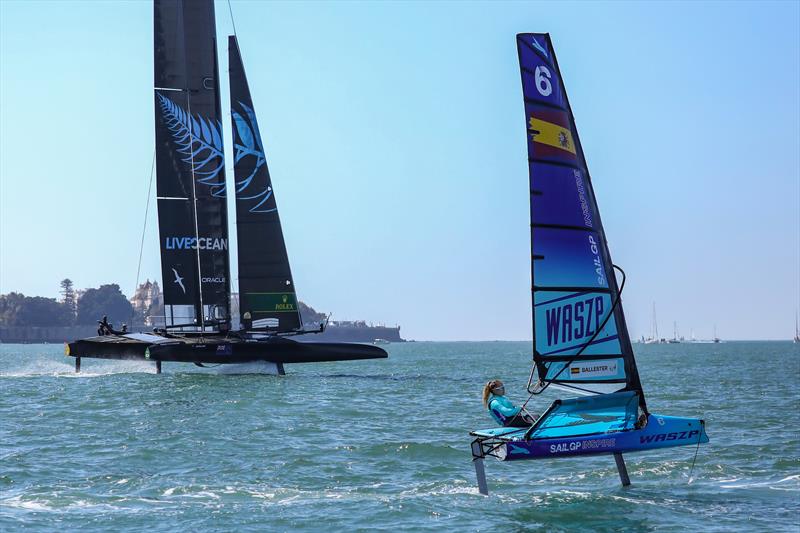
794,310,799,343
643,303,661,344
668,321,680,343
373,338,390,345
65,0,387,374
468,33,707,495
713,325,721,343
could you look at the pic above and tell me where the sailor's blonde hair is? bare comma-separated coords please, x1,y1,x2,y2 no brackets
482,379,504,408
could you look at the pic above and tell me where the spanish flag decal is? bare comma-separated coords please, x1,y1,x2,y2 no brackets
529,116,576,154
570,366,581,375
525,105,579,165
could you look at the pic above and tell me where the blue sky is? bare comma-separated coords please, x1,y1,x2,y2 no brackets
1,1,798,341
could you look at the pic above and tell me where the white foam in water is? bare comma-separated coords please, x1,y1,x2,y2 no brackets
2,495,53,512
214,361,284,375
720,474,800,490
0,358,157,378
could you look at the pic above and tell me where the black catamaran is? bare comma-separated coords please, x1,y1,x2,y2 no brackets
468,34,708,494
66,0,386,373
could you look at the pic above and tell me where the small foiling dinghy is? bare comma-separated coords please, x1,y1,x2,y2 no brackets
469,34,707,495
65,0,387,374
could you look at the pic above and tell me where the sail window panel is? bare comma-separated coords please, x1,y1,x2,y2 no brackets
524,104,580,166
517,35,567,110
531,164,597,229
533,228,611,289
533,291,622,357
163,304,197,328
527,391,639,439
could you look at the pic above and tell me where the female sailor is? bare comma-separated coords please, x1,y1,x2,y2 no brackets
482,379,537,427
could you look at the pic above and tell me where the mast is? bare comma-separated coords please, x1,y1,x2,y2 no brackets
517,33,645,409
795,310,799,342
153,0,231,330
228,35,302,333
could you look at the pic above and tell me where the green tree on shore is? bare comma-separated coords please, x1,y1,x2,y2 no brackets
76,284,133,326
60,278,77,319
0,292,74,327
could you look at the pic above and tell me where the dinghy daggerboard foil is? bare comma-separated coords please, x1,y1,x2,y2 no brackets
468,34,708,495
65,0,387,373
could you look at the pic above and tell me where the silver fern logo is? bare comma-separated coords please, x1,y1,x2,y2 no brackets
232,101,276,213
157,93,226,197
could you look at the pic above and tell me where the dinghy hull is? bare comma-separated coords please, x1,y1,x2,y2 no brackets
471,414,708,462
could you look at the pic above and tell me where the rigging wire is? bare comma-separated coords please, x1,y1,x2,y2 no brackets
227,0,238,40
130,150,157,330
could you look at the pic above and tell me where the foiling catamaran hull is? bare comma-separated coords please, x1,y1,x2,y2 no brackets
65,333,387,373
68,1,390,376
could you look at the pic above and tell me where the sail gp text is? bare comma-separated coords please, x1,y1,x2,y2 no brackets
165,237,228,251
550,438,616,454
587,235,605,286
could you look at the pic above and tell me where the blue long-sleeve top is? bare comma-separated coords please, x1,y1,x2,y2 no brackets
487,394,521,426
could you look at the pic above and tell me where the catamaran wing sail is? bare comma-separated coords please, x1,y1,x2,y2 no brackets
154,0,232,329
518,33,644,406
228,35,302,333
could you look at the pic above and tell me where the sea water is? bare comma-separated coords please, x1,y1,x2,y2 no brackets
1,341,798,531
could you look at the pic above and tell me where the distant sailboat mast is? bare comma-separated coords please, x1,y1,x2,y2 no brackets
644,302,659,344
652,303,659,340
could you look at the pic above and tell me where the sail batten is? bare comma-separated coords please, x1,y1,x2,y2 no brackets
228,36,302,333
519,33,645,407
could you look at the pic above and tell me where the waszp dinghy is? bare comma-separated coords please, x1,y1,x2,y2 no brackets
469,34,708,495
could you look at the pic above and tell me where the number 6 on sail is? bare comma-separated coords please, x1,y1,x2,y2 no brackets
468,33,708,495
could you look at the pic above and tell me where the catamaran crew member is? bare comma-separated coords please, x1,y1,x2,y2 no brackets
482,379,537,428
97,315,113,336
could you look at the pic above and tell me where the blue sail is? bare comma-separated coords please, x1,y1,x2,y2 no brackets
518,33,644,405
